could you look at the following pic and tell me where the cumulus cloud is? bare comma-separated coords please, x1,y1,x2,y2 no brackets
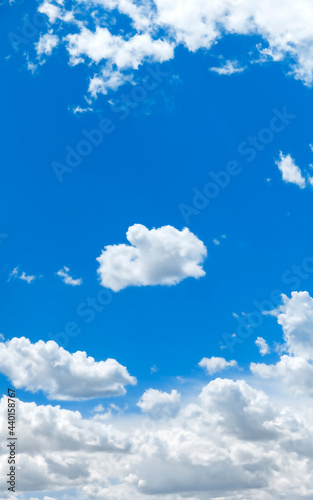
14,0,313,97
271,291,313,359
36,32,59,56
0,337,136,400
275,152,306,188
96,224,207,291
2,297,313,497
137,389,181,418
251,354,313,396
199,356,238,375
251,291,313,396
2,372,313,499
56,266,83,286
255,337,270,356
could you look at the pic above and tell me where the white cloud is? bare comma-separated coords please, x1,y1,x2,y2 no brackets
56,266,83,286
15,0,313,98
0,337,136,400
210,60,246,75
251,291,313,396
96,224,207,292
137,389,181,418
36,32,59,56
92,404,105,413
213,238,220,245
2,299,313,499
2,372,313,499
251,354,313,396
255,337,270,356
20,271,37,283
199,356,238,375
71,105,93,114
270,291,313,359
0,334,4,341
275,152,306,188
8,266,39,283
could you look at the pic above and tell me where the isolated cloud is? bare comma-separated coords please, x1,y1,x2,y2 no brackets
255,337,270,356
14,0,313,97
275,152,306,188
56,266,83,286
0,337,136,400
137,389,181,418
199,356,238,375
7,266,39,283
210,60,246,75
96,224,207,291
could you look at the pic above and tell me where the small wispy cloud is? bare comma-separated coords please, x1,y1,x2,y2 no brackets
71,105,93,115
210,60,246,76
91,404,105,413
56,266,83,286
275,152,306,188
8,266,39,284
19,271,36,283
255,337,270,356
213,235,226,246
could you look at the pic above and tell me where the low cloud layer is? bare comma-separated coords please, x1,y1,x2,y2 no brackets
0,337,136,400
1,291,313,498
97,224,207,291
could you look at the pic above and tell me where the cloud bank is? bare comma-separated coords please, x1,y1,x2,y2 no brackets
1,292,313,498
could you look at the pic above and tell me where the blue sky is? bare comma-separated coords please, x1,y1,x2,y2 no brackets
2,1,313,499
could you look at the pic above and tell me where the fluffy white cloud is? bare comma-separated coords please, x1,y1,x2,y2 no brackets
56,266,83,286
137,389,181,418
36,32,59,56
2,373,313,499
255,337,270,356
66,28,174,68
3,293,313,497
199,356,238,375
15,0,313,97
252,291,313,396
275,152,306,188
0,337,136,400
96,224,207,291
251,354,313,396
271,291,313,359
